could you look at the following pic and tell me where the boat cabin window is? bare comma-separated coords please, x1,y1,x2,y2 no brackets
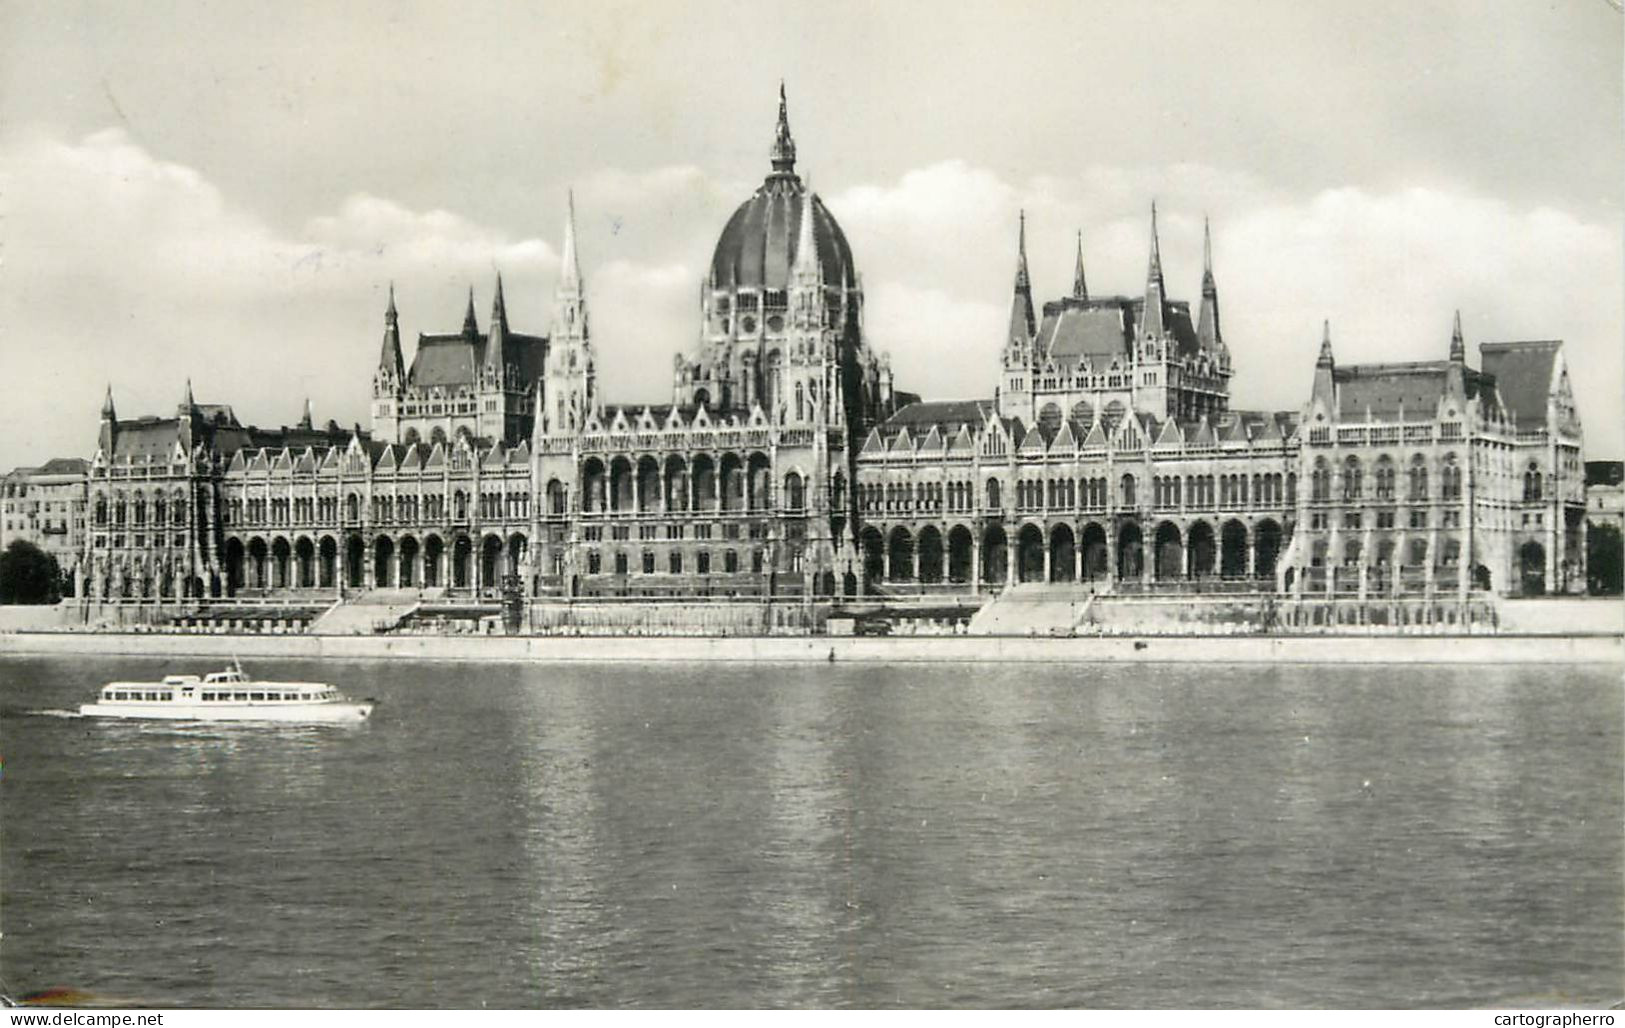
233,692,248,701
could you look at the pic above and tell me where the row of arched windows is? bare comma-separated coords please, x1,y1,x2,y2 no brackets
1310,453,1459,503
94,492,188,528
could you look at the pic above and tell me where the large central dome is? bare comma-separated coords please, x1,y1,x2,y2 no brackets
708,89,857,291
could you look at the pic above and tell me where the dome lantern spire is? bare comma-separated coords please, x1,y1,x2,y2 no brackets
769,81,797,178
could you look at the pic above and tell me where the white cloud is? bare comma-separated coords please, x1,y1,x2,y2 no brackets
1,126,1619,474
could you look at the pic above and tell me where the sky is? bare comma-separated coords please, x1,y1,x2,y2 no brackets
1,0,1621,471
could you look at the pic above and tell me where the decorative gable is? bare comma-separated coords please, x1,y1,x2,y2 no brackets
1050,418,1077,453
859,427,887,458
1152,419,1182,450
1017,424,1048,458
948,425,975,456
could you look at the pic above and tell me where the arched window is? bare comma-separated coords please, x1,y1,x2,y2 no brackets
784,472,804,512
454,490,468,520
1374,457,1395,500
346,494,360,522
133,495,147,526
1342,456,1363,501
1441,455,1462,500
1523,463,1543,502
1409,455,1428,500
1121,473,1137,507
986,478,1002,510
94,496,108,526
1311,459,1330,502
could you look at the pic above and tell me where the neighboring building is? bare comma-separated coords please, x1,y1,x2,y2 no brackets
1584,460,1623,595
1,459,89,589
77,87,1589,607
1585,460,1623,532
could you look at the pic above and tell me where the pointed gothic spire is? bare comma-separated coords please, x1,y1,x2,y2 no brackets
1313,319,1337,409
770,81,797,176
1141,202,1167,341
1072,231,1088,300
1007,210,1036,344
1449,308,1465,363
1147,201,1164,286
101,383,116,420
181,377,195,410
299,397,314,430
462,286,479,336
484,272,509,382
791,185,821,286
1202,217,1215,291
375,284,406,392
558,191,583,300
490,272,508,332
1197,216,1222,350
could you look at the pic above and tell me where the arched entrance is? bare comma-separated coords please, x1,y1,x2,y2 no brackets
224,538,245,595
1254,520,1282,579
1220,520,1248,578
887,526,914,581
424,535,444,588
398,536,419,587
947,525,974,584
860,527,884,586
1520,541,1546,596
481,535,504,590
1049,523,1076,582
318,537,337,589
1188,521,1216,579
1017,524,1045,583
373,536,395,588
983,524,1009,586
271,537,291,590
452,536,473,589
916,526,943,584
506,533,527,578
346,535,365,589
1153,521,1183,581
1081,522,1109,581
295,537,316,588
248,538,268,590
1117,522,1144,579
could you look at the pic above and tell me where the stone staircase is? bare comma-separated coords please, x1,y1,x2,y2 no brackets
967,583,1100,636
309,591,422,635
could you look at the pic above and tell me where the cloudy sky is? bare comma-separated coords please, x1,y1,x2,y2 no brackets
2,0,1621,471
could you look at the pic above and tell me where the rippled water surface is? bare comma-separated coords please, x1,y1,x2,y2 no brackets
1,655,1619,1008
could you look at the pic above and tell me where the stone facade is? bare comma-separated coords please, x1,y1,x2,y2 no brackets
71,88,1588,608
1,458,89,589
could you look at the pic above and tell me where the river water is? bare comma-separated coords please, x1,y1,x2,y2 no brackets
1,655,1618,1008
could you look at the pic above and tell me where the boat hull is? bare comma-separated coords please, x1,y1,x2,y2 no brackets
78,701,373,723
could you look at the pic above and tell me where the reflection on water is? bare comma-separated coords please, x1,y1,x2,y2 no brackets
1,655,1619,1008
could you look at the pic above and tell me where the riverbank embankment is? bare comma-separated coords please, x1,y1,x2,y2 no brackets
0,628,1617,665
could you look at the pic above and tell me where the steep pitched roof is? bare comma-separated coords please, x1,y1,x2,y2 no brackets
880,400,994,436
410,335,481,388
1334,362,1449,422
1480,341,1560,431
1038,298,1135,362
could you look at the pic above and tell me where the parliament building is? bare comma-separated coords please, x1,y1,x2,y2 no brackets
77,89,1588,613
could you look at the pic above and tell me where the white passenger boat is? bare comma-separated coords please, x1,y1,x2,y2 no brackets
79,661,375,723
